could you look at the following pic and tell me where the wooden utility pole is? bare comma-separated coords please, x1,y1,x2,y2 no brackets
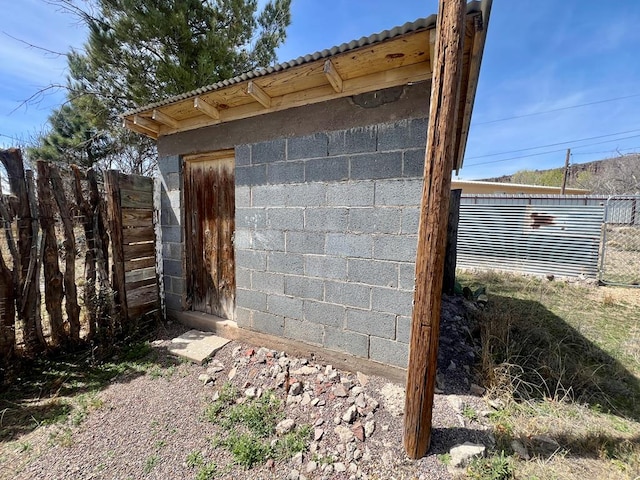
561,148,571,194
403,0,466,458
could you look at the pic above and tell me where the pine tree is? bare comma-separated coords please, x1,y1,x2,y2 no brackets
30,0,291,173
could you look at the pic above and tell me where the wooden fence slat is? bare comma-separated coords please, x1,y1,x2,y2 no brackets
128,302,159,319
125,267,156,283
120,189,153,209
123,242,155,261
122,209,154,228
117,174,153,192
125,257,156,271
123,226,155,244
125,277,157,292
127,284,157,307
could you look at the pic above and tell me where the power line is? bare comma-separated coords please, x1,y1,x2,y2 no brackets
465,128,640,160
472,93,640,126
465,133,640,167
572,146,640,156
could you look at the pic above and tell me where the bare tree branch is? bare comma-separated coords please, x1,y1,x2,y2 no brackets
2,32,67,57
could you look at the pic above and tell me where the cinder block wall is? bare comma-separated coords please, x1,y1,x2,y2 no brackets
157,155,184,312
234,118,427,368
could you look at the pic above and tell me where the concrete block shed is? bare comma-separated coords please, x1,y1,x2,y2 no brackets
123,1,491,372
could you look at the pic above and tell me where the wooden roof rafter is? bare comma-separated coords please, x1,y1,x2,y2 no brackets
122,1,490,171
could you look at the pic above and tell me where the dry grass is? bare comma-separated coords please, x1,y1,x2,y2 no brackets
458,270,640,479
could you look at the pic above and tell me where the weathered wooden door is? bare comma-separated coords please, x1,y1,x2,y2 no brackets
184,151,235,319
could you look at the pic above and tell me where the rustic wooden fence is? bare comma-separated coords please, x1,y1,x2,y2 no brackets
0,148,159,381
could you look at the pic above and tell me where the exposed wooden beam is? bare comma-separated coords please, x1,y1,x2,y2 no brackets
133,115,160,134
152,109,179,129
454,7,491,172
166,62,430,135
247,81,271,108
124,118,158,139
194,96,220,120
323,59,344,93
404,0,466,459
429,29,437,72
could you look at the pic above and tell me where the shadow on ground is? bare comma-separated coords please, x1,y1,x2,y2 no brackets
481,294,640,422
0,324,185,443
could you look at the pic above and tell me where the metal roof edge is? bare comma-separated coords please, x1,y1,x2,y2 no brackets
123,1,483,118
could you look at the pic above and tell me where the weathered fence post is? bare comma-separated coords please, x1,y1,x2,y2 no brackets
72,165,98,341
442,188,462,295
48,165,81,343
403,0,466,458
0,149,44,356
37,161,66,346
105,170,128,330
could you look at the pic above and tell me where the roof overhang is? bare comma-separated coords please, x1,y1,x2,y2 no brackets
123,0,491,171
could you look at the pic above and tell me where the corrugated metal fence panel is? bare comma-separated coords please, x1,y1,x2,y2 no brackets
606,197,639,225
458,202,605,278
461,194,610,206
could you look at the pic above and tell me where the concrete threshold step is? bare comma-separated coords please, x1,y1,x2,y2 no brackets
168,329,231,364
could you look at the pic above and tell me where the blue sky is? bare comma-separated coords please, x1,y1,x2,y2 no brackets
1,0,639,179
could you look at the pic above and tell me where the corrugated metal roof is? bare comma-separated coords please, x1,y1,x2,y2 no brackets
123,1,482,117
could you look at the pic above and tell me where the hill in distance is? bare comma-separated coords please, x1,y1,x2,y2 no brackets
481,154,640,195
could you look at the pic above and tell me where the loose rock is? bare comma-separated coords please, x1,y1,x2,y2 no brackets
364,420,376,438
449,442,486,468
276,418,296,435
289,382,303,396
342,405,358,424
334,425,355,443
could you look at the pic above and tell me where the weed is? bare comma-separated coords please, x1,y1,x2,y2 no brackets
48,426,73,447
155,440,167,449
220,390,282,437
16,441,32,453
186,450,204,468
121,341,152,362
467,451,514,480
220,433,270,469
195,462,217,480
602,293,616,307
312,453,335,465
463,405,478,421
205,383,239,421
71,392,103,426
437,453,451,465
143,454,159,474
272,425,311,460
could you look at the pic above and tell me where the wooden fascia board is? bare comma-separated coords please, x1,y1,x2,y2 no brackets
142,61,431,137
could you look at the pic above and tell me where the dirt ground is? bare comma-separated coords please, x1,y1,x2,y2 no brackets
0,296,491,480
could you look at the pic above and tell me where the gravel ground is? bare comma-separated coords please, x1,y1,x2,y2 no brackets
3,295,492,480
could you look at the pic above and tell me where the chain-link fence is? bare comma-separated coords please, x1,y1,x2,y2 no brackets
599,196,640,287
